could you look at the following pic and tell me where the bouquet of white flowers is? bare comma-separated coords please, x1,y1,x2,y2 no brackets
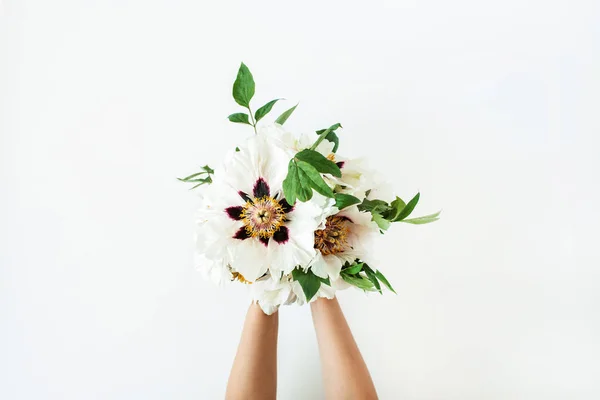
180,63,440,314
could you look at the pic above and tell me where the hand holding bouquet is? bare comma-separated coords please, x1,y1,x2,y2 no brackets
180,63,439,314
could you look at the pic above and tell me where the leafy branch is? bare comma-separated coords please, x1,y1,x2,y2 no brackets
358,192,441,230
178,165,214,190
340,260,396,294
228,63,297,132
292,259,396,301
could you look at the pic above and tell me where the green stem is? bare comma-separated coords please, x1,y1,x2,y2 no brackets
248,106,258,134
310,127,333,150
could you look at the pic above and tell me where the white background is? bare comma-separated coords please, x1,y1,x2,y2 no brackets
1,0,599,399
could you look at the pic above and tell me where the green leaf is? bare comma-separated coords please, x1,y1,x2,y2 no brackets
283,160,313,204
343,262,364,275
295,149,342,177
358,198,391,214
232,62,255,108
341,274,375,290
189,176,212,190
395,192,420,221
401,211,441,224
282,160,299,205
235,147,240,152
319,276,331,286
254,99,282,122
292,268,322,301
275,104,298,125
227,113,251,125
180,178,210,183
372,211,391,231
296,160,334,198
315,123,342,153
178,171,206,181
374,270,396,294
362,265,382,294
383,196,406,221
334,193,361,210
179,165,214,186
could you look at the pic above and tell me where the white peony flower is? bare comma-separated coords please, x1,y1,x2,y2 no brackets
195,127,333,283
309,205,380,281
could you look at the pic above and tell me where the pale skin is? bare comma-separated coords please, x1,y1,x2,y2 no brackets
225,297,378,400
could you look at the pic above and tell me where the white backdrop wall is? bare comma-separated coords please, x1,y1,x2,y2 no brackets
1,1,599,399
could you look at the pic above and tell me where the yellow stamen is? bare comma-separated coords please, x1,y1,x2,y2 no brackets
240,196,286,238
231,271,252,284
314,215,350,255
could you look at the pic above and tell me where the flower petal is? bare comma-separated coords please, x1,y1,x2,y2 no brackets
317,282,336,300
272,226,289,244
310,252,343,280
267,235,315,276
225,206,243,221
233,226,251,240
279,198,294,214
232,239,268,282
310,253,329,279
238,191,251,202
224,131,290,196
253,177,270,198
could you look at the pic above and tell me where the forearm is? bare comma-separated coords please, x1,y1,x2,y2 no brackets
226,303,279,400
311,297,378,400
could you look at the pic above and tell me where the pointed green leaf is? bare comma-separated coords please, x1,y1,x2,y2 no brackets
283,160,299,205
296,181,314,202
375,270,396,294
358,198,391,214
295,149,342,177
341,274,375,291
254,99,282,122
180,177,211,183
189,177,211,190
322,123,342,131
202,165,214,174
343,262,364,275
178,171,206,181
284,160,314,203
292,268,321,301
232,62,255,107
362,265,382,294
275,104,298,125
401,211,441,224
228,113,251,125
334,193,361,210
319,276,331,286
394,192,420,221
383,196,406,221
372,211,391,231
296,160,334,198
